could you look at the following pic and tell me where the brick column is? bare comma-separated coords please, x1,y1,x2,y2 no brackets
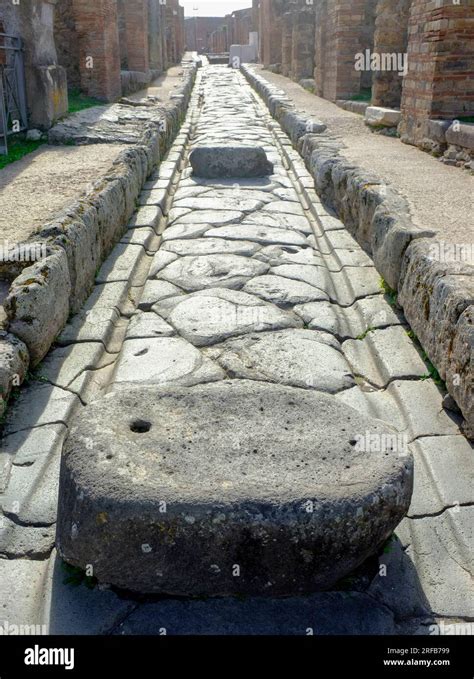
72,0,121,101
123,0,149,73
372,0,411,107
324,0,366,101
259,0,283,68
400,0,474,147
148,0,164,73
314,0,329,97
291,7,316,81
281,13,293,77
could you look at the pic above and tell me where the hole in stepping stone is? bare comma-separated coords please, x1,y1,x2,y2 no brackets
134,348,149,357
130,419,152,434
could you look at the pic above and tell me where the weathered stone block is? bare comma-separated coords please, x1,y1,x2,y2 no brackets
446,122,474,151
4,249,71,366
365,106,401,128
0,332,29,416
189,146,274,178
57,381,413,595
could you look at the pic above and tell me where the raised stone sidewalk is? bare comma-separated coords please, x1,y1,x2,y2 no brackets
242,65,474,438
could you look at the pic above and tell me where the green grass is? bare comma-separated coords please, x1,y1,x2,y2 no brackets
380,278,398,307
456,116,474,124
0,137,45,170
405,329,445,387
351,88,372,103
68,88,103,114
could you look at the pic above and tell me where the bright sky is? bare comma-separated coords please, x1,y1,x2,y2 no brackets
180,0,252,17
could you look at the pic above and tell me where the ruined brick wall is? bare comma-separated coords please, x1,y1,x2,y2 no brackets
400,0,474,147
372,0,411,107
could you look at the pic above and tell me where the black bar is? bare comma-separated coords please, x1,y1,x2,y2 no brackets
0,635,471,677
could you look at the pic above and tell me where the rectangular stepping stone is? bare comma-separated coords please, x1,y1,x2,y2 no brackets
189,146,274,178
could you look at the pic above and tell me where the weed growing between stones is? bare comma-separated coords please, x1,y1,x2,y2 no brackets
356,326,376,341
405,330,445,387
380,277,398,306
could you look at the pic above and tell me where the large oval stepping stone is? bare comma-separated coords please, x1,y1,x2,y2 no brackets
57,381,413,596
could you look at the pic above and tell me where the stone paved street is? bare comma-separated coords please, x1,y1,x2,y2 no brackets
0,65,472,635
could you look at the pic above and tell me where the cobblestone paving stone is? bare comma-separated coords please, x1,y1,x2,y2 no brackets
0,66,472,635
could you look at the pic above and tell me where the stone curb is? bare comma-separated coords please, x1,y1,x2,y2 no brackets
242,65,473,434
0,58,197,388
